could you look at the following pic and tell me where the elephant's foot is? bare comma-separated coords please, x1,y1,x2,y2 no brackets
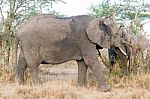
77,84,87,89
31,75,41,86
99,85,111,92
33,81,41,86
122,70,129,76
16,78,24,85
28,67,41,85
78,81,87,87
15,70,25,85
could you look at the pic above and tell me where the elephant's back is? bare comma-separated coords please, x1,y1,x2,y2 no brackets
17,14,71,43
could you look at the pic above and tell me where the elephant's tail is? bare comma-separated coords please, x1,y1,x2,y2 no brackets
15,37,19,66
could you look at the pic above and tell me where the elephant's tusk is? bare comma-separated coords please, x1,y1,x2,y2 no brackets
118,47,127,56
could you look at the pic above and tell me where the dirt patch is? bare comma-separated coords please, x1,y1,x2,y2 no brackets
0,61,150,99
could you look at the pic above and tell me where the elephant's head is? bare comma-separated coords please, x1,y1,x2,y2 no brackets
113,25,149,56
111,24,129,47
86,15,118,48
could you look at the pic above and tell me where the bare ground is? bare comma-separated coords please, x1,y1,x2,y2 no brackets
0,61,150,99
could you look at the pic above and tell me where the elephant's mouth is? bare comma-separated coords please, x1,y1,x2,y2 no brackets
96,44,103,49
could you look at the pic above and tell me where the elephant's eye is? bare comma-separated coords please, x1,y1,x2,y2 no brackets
101,33,104,37
107,36,110,40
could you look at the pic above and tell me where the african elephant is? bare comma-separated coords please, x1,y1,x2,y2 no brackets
117,25,149,74
124,34,149,73
106,25,130,76
15,14,118,92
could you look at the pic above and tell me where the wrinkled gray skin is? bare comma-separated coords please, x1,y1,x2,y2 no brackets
111,25,149,75
15,14,118,92
111,25,131,75
119,26,149,73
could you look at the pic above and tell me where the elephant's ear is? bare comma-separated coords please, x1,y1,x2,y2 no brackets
86,19,104,44
86,15,116,43
86,19,111,48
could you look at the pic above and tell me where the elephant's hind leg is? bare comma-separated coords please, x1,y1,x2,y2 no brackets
15,51,27,85
76,60,88,87
23,47,41,85
28,66,40,85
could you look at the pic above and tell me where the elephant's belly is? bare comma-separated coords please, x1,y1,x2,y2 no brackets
40,44,82,64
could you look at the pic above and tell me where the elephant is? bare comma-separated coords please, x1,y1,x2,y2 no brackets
116,25,149,74
124,34,149,73
101,25,130,76
15,14,119,92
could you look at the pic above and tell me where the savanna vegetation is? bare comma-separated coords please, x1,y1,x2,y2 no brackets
0,0,150,98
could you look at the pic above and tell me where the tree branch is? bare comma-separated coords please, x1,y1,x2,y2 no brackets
0,6,4,24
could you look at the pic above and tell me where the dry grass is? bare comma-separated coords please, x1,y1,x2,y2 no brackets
0,61,149,99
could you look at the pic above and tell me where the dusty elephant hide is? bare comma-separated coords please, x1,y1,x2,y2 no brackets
15,14,118,92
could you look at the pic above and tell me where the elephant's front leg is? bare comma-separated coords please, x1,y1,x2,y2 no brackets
83,55,111,92
76,60,88,87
